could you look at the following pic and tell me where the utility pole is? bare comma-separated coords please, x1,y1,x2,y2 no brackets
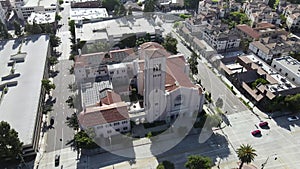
261,154,277,169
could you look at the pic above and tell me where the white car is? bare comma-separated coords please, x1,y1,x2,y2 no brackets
288,116,299,122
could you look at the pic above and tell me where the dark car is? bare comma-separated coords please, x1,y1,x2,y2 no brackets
251,130,261,136
50,116,55,126
259,121,268,127
55,154,60,167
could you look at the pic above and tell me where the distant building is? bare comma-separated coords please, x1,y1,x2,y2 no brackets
75,17,163,47
202,22,240,52
71,0,102,8
14,0,58,20
281,3,300,30
236,24,260,41
221,54,300,105
271,56,300,85
236,23,288,41
243,0,280,26
27,12,55,24
248,35,300,62
0,35,50,157
70,8,109,22
198,0,226,18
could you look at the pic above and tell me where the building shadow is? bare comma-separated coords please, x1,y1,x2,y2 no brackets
76,134,136,169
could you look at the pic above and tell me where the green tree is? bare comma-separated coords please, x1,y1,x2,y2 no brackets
102,0,120,11
55,13,62,21
42,23,54,34
31,22,42,34
50,34,61,47
48,56,59,67
0,121,23,162
144,0,157,12
251,78,269,89
156,160,175,169
59,0,64,5
284,94,300,112
185,155,212,169
41,79,56,95
13,21,22,37
74,130,98,149
162,33,177,54
66,95,74,108
68,20,76,39
236,144,257,169
188,52,198,74
66,113,79,130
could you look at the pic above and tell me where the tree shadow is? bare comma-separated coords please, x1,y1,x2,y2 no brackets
269,112,300,131
154,132,231,168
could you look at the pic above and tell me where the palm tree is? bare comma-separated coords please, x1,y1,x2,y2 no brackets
236,144,257,169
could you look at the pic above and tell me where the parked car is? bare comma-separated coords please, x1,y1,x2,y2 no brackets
259,121,268,127
287,116,299,122
251,130,261,136
55,154,60,167
50,116,55,126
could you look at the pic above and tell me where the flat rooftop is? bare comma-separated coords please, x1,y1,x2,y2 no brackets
272,56,300,78
27,12,56,24
70,8,109,21
242,54,296,92
24,0,57,8
76,17,161,42
0,35,49,146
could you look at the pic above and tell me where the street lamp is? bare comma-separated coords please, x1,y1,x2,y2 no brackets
261,154,277,169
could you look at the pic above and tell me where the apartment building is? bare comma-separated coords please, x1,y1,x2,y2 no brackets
243,0,280,26
202,22,240,52
249,35,300,62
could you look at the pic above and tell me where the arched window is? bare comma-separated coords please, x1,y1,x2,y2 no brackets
174,95,183,107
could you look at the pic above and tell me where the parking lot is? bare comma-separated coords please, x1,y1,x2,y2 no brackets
215,110,300,169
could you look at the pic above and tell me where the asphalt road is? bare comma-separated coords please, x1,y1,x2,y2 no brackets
165,24,247,114
45,60,75,153
45,3,75,153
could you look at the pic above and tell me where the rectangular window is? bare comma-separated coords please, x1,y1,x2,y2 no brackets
122,121,128,124
123,127,128,130
114,122,120,126
115,128,120,132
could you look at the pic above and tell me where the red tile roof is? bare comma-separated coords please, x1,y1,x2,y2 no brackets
75,48,137,68
236,24,260,39
137,54,199,93
78,102,129,127
254,22,275,30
